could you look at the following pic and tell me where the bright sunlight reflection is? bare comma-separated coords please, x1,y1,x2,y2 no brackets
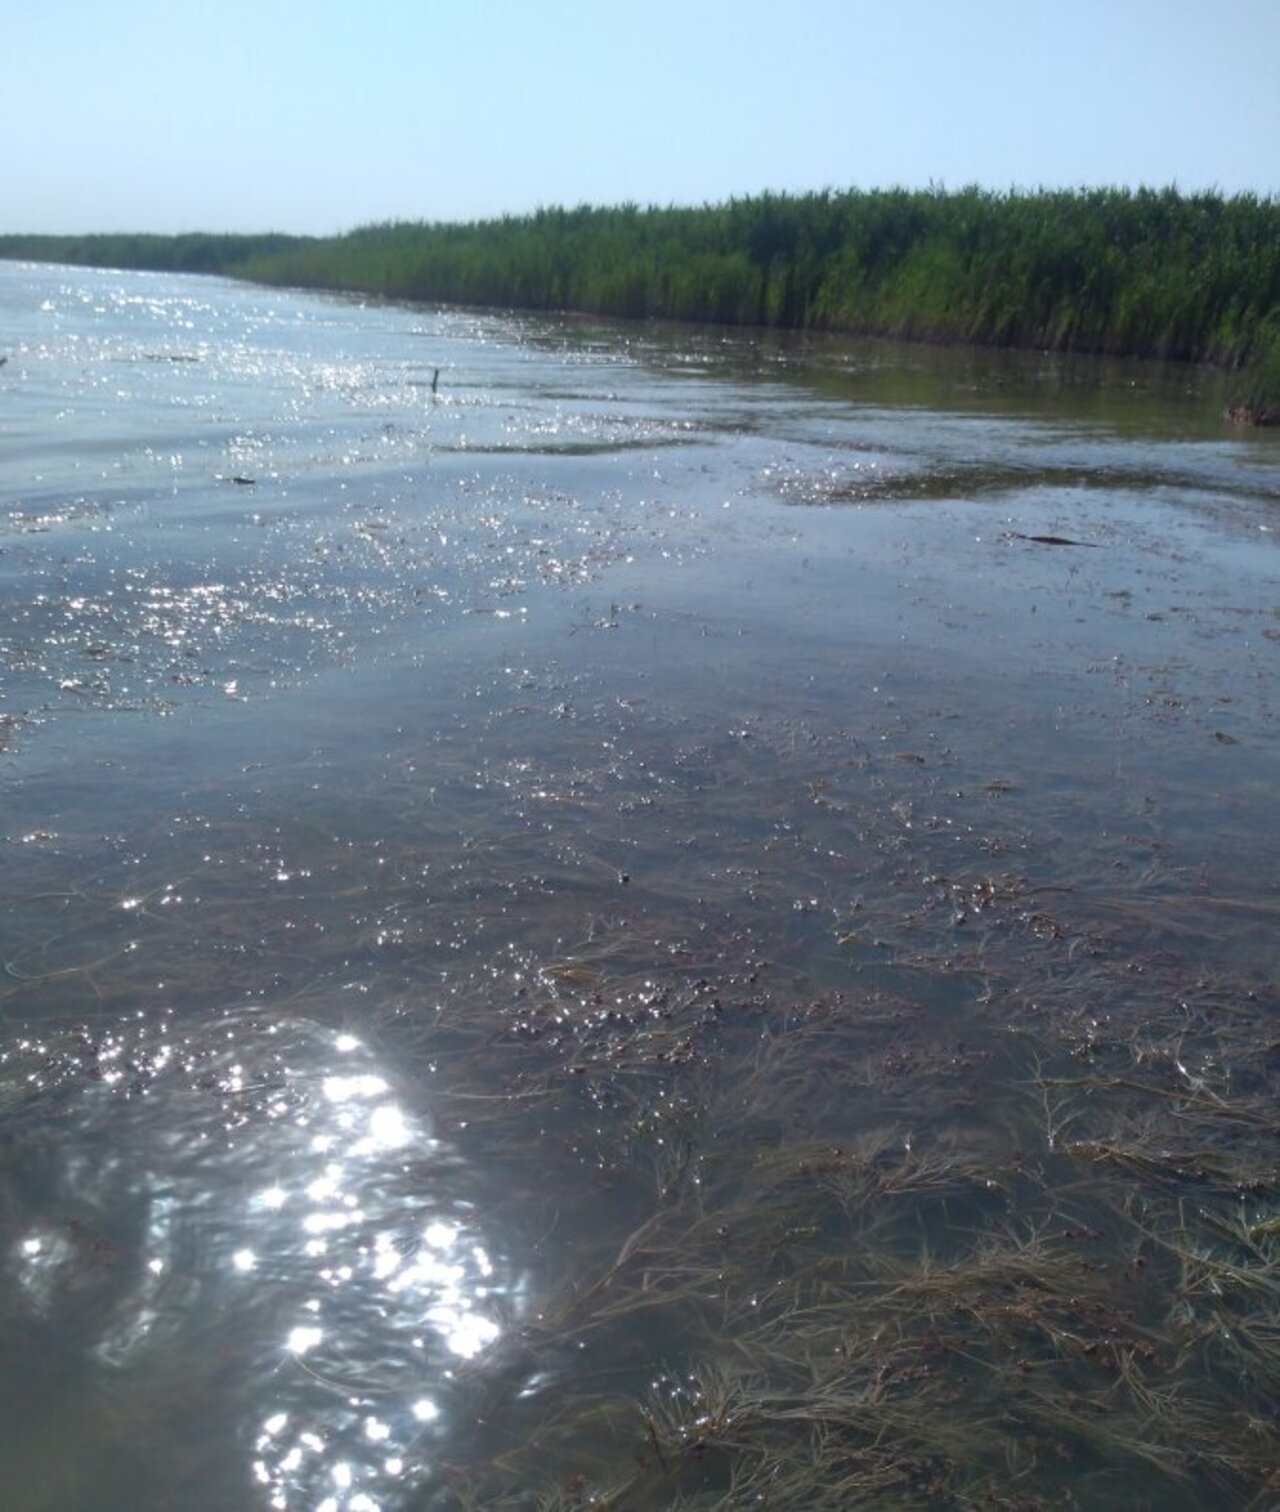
237,1031,511,1508
10,1015,517,1510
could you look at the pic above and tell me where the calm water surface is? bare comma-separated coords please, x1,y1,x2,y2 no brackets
1,263,1278,1509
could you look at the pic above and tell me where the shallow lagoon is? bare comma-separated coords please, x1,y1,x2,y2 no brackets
1,262,1278,1509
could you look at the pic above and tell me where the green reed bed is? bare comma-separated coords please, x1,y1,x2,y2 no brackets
4,186,1279,420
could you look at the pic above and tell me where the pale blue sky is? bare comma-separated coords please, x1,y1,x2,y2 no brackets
8,0,1279,234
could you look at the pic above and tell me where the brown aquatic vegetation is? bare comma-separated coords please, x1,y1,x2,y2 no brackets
2,669,1279,1509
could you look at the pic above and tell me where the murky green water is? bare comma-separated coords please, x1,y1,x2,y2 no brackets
1,263,1278,1510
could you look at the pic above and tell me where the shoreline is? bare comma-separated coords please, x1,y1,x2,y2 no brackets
3,185,1278,423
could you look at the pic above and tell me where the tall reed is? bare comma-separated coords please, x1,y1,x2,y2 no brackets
4,186,1277,414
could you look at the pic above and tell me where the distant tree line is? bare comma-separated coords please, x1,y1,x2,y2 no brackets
2,187,1277,419
0,231,302,276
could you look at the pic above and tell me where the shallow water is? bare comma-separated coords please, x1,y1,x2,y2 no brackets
1,262,1278,1509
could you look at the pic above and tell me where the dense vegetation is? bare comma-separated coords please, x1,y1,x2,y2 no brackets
0,230,304,277
3,187,1278,419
